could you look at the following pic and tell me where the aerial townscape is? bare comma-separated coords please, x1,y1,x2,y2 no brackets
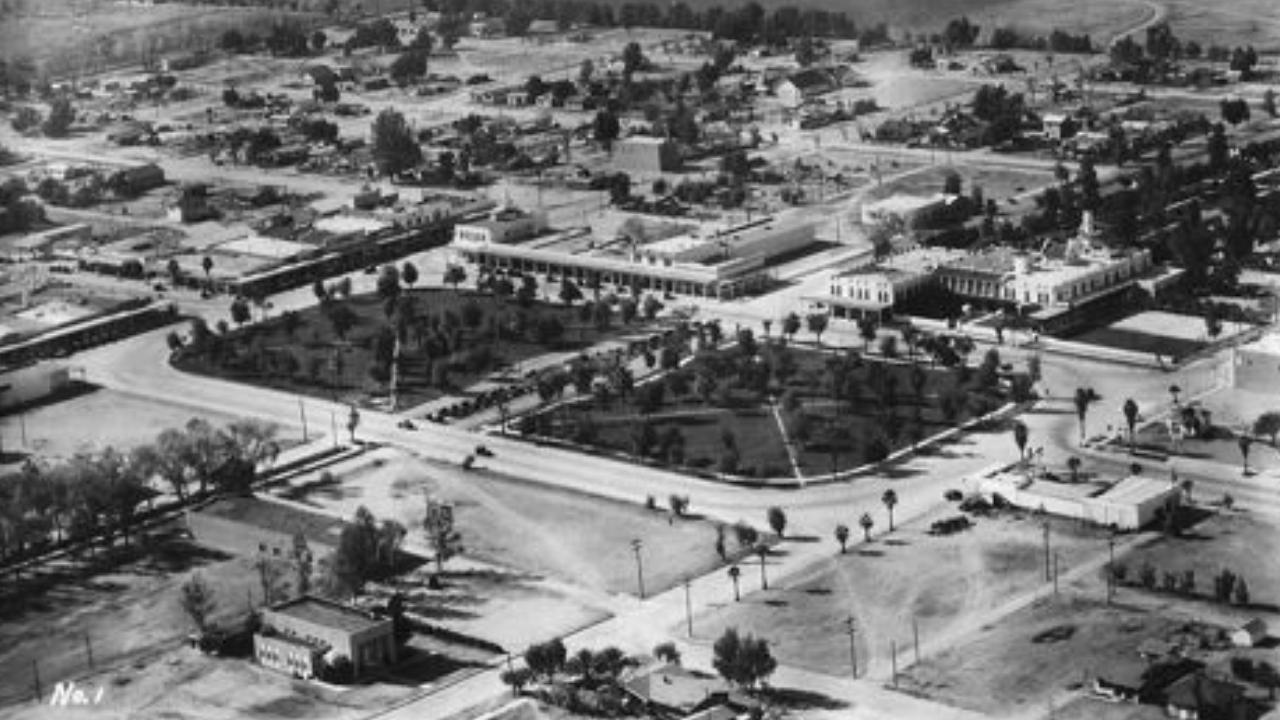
5,0,1280,719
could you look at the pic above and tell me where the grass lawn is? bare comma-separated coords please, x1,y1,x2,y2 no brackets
530,343,1011,480
689,508,1114,682
895,597,1198,716
173,288,654,410
1118,512,1280,608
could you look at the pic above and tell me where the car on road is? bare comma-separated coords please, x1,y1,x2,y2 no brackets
397,419,416,430
475,445,494,457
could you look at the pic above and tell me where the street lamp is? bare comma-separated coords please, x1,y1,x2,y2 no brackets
630,539,645,599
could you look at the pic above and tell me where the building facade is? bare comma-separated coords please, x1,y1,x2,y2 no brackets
613,137,681,174
453,214,814,300
255,596,396,678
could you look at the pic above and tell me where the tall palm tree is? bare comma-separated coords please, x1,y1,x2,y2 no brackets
728,565,741,601
1067,456,1082,483
1123,398,1139,453
1013,420,1029,464
859,512,874,541
881,489,898,532
835,524,850,554
756,544,769,590
1239,434,1253,475
1074,387,1093,444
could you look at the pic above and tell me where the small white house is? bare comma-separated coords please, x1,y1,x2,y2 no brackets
1230,618,1268,648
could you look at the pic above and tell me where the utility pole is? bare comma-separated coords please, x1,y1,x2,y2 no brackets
631,539,645,599
1053,552,1060,597
298,398,308,442
1043,516,1052,582
683,578,693,638
84,631,94,670
891,641,898,687
845,615,858,679
1107,533,1116,605
32,659,41,702
913,617,920,662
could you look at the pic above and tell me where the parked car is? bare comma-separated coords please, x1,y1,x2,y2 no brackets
475,445,494,457
397,419,416,430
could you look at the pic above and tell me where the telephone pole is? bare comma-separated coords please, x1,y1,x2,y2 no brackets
845,616,858,679
683,578,693,637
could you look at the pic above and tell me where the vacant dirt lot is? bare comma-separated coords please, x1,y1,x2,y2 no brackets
896,597,1195,716
273,447,736,599
1,388,247,468
688,506,1114,681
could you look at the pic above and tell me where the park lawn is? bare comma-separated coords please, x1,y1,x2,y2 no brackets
895,597,1196,716
689,509,1114,682
531,345,1011,480
174,288,651,410
1117,512,1280,607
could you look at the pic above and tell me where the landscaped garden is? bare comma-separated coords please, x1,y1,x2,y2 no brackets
171,266,665,409
518,325,1032,481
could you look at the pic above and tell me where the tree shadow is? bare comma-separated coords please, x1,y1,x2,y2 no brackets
765,687,849,710
856,549,885,557
783,534,821,543
883,538,910,547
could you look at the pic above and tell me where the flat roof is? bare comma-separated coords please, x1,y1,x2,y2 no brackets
863,193,948,213
268,595,387,634
1100,475,1179,505
314,215,391,236
219,235,314,260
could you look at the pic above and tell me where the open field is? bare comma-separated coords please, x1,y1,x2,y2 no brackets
1163,0,1280,50
895,596,1197,716
688,507,1115,681
272,447,736,600
0,387,248,467
1118,511,1280,608
173,287,658,410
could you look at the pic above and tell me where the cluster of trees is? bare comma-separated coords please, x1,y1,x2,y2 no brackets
1110,23,1259,81
372,108,422,175
970,84,1028,146
217,21,318,57
988,26,1093,53
502,639,639,713
323,505,408,599
0,175,43,235
1114,561,1253,606
0,418,279,568
424,0,863,44
712,627,777,689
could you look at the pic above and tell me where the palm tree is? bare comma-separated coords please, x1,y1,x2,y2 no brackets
835,523,850,554
1067,456,1082,483
859,512,874,541
1239,434,1253,475
1074,387,1093,445
1168,384,1181,406
1013,420,1029,464
1123,398,1139,453
881,489,898,532
728,565,741,601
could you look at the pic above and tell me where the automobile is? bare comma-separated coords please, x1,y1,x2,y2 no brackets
475,445,494,457
397,419,416,430
153,283,167,292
